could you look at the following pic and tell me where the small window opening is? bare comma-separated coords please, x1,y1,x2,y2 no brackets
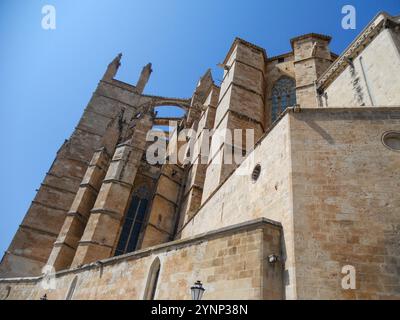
143,258,161,300
382,131,400,151
252,164,261,182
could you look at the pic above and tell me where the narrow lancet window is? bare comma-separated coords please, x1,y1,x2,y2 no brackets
143,258,161,300
114,186,149,256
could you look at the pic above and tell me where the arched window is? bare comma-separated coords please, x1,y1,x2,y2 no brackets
143,257,161,300
114,186,149,256
271,77,296,123
65,276,78,300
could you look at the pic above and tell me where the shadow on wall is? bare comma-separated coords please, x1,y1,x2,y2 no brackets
305,119,335,145
66,276,78,300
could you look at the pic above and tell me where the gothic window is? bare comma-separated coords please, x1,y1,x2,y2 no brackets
271,77,296,123
114,186,149,256
143,258,161,300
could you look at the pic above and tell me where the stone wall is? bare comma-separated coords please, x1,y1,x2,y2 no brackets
290,107,400,299
179,115,296,298
178,106,400,299
0,219,282,300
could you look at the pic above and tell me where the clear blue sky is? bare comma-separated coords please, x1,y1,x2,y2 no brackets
0,0,399,256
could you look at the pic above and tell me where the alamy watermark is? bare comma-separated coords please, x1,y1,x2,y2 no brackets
41,5,56,30
145,122,255,176
341,265,356,290
342,5,356,30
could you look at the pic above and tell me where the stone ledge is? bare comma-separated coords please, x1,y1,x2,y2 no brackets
299,105,400,113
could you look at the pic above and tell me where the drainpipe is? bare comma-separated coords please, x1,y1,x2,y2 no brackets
358,56,375,106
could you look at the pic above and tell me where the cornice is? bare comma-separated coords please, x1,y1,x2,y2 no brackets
290,33,332,48
317,12,400,91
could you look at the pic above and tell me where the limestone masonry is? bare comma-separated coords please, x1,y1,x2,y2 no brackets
1,12,399,300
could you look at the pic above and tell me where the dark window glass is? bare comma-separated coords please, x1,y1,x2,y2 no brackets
126,196,140,218
271,77,296,123
127,223,142,252
137,199,148,221
114,190,149,256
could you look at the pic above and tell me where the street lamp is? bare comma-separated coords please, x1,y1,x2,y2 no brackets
190,280,205,300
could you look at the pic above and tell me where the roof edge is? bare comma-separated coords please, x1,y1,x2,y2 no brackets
316,11,399,90
290,33,332,48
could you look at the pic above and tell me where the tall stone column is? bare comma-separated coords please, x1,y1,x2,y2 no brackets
46,148,111,271
102,53,122,81
202,38,266,203
179,85,219,228
46,112,123,271
135,63,153,94
71,113,154,267
139,164,184,249
186,69,214,127
291,33,333,107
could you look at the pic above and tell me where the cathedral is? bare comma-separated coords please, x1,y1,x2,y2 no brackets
0,11,399,300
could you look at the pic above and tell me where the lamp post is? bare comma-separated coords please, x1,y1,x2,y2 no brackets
190,280,205,300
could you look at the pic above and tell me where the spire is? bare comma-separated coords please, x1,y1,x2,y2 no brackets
102,53,122,81
197,68,213,89
136,63,153,94
193,68,214,104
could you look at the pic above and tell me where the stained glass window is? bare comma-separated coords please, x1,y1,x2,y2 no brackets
114,187,149,256
271,77,296,123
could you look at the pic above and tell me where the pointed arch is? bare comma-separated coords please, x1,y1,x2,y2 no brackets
143,257,161,300
271,76,296,122
65,276,78,300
